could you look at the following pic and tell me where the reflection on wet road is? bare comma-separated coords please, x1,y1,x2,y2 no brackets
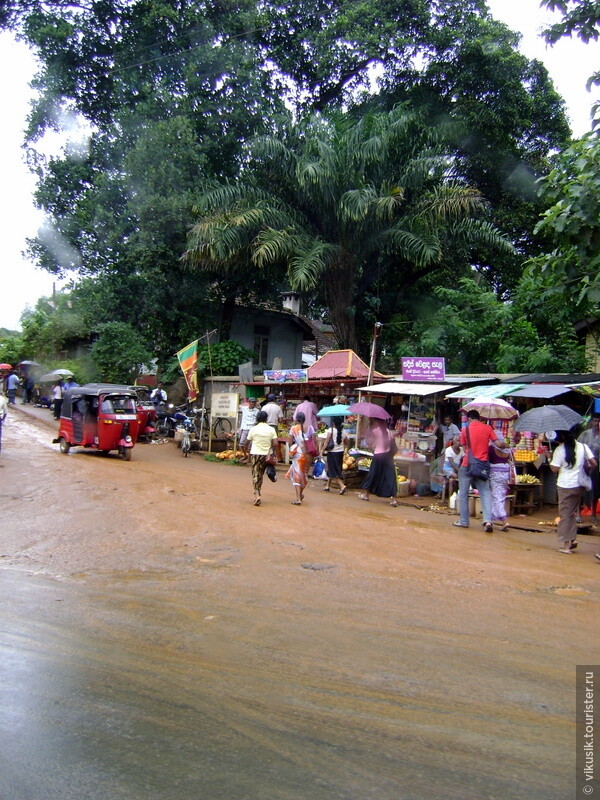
0,411,597,799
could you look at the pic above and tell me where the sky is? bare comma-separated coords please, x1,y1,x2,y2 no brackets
0,1,598,331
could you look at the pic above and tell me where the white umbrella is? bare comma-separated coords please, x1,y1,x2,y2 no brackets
461,396,519,420
38,370,74,382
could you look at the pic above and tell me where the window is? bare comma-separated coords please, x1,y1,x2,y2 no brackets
253,325,270,366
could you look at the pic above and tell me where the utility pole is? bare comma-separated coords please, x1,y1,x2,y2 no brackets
367,322,383,386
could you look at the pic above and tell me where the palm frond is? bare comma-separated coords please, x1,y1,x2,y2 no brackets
252,227,299,267
416,184,487,223
451,219,516,254
378,226,442,266
289,241,339,290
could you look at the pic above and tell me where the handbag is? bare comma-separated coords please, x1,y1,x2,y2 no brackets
305,437,318,457
325,429,335,452
266,452,277,466
465,427,490,481
302,428,318,457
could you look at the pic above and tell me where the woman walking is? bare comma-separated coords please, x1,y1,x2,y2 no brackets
286,411,315,505
247,410,278,506
358,418,398,506
322,417,348,495
550,427,596,553
488,438,514,531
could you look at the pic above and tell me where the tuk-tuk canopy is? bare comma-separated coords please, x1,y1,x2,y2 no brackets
61,384,138,419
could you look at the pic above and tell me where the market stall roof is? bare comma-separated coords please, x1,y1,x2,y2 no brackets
508,373,600,384
358,381,458,396
567,381,600,397
444,383,524,399
308,349,385,380
508,384,571,398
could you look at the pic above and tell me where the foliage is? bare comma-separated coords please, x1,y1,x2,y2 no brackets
542,0,600,44
527,134,600,306
197,340,255,377
0,334,25,366
89,322,151,384
185,109,513,352
20,292,90,361
384,277,587,373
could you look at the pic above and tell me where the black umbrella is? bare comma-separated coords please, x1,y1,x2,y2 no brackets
512,404,583,433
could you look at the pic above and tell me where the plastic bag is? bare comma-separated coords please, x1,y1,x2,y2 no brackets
312,458,327,479
449,491,457,510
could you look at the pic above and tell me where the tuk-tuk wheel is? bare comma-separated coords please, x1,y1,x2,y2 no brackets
122,448,132,461
59,438,70,454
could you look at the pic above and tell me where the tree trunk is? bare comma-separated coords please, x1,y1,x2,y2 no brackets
324,256,357,351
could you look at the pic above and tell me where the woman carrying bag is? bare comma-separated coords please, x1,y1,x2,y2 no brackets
286,411,316,505
550,426,596,554
322,417,348,495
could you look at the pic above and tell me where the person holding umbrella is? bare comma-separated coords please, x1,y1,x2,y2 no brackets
357,418,398,506
322,417,349,495
550,426,596,554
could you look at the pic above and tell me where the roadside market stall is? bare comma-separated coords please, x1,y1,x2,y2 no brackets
242,350,387,457
355,380,460,487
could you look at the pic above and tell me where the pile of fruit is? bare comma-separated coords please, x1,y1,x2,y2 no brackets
513,450,537,462
357,457,372,469
397,474,408,483
515,474,540,485
342,454,357,470
216,449,246,460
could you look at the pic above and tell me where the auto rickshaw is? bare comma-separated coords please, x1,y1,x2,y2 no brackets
129,385,156,441
53,384,140,460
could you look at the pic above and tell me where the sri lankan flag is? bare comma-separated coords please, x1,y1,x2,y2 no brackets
176,339,199,401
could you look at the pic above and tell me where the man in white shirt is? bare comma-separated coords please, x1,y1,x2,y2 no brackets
238,398,260,461
150,383,168,407
262,394,283,427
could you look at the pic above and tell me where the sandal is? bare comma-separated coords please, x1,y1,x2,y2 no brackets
339,486,347,495
322,486,330,492
389,500,398,507
499,524,509,531
558,547,573,554
291,500,302,505
484,523,493,533
358,494,369,501
594,553,600,562
253,497,261,506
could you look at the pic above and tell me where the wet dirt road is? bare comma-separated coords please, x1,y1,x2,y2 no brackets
1,409,599,800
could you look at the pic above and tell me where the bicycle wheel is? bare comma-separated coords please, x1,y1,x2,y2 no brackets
212,417,233,439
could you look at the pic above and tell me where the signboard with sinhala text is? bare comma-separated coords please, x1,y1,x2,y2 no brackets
401,357,446,382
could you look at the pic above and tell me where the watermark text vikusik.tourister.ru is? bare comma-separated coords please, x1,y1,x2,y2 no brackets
577,666,599,797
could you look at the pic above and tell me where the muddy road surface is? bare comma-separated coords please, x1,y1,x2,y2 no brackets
1,409,598,800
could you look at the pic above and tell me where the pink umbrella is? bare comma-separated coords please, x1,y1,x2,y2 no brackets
348,401,391,420
0,363,12,370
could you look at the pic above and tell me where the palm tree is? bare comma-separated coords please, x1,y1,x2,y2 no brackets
184,108,513,350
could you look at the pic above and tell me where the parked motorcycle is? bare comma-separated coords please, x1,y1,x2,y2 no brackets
154,403,181,438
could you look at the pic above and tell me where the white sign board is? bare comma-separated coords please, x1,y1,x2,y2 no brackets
211,392,239,419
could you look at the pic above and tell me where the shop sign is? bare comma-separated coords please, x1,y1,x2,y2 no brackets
263,369,308,383
401,357,445,382
211,392,239,418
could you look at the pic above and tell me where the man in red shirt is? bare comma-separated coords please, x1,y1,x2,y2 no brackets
453,410,498,532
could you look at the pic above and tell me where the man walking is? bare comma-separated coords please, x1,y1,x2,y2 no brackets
6,371,20,405
0,390,7,451
238,397,260,461
453,410,498,533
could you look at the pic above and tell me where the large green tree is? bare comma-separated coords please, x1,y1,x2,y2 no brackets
184,109,513,352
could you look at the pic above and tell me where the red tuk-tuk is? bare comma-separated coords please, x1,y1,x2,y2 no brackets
53,384,140,460
129,385,156,441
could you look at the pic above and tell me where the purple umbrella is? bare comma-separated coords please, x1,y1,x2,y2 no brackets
348,401,391,420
